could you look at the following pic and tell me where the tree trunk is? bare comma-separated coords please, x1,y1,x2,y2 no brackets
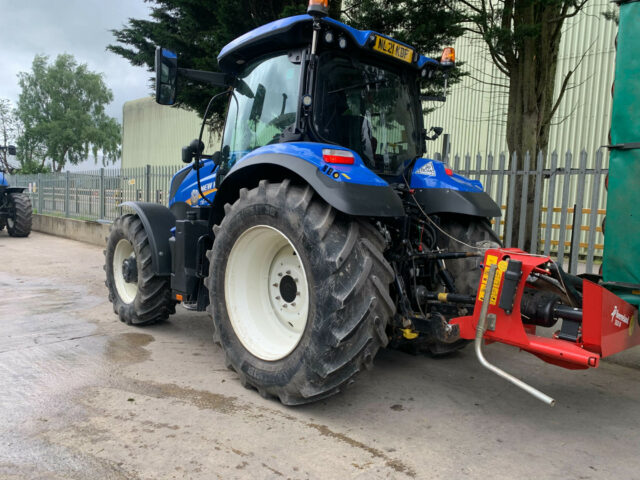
506,0,563,252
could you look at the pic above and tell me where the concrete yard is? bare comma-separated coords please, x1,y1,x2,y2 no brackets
1,231,639,479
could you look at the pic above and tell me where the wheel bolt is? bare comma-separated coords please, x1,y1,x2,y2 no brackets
292,302,296,307
283,304,288,308
278,272,283,277
273,283,278,287
286,270,291,275
276,296,281,300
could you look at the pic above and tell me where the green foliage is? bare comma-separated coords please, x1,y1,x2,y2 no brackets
16,159,51,174
16,54,121,172
346,0,464,54
109,0,463,122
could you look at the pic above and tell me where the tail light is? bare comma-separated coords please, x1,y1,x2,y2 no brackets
322,149,354,165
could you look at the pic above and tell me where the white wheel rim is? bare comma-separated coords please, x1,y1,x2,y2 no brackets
225,225,310,361
113,238,138,304
6,217,14,229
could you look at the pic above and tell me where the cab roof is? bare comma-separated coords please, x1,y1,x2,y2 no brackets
217,14,439,74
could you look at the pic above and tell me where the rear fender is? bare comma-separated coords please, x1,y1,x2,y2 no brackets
120,202,175,276
214,143,404,218
410,159,501,217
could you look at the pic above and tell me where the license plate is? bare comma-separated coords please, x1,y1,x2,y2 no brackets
372,35,414,64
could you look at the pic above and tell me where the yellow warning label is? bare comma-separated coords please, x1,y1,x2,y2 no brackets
478,255,498,302
490,268,503,306
498,260,508,272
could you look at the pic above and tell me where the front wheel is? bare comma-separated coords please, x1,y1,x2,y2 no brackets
207,180,395,405
6,193,32,237
104,214,176,325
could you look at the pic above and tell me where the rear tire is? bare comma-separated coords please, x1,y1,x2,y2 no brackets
104,214,176,326
426,215,501,355
7,193,32,237
207,180,395,405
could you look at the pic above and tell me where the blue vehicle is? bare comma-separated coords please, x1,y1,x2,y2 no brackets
0,155,32,237
104,1,501,405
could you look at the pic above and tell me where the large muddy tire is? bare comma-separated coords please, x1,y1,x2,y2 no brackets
427,214,501,355
104,214,176,326
438,214,502,293
207,180,395,405
6,193,32,237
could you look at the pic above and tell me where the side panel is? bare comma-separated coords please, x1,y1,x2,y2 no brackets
120,202,175,276
169,161,219,207
219,143,404,217
0,173,8,187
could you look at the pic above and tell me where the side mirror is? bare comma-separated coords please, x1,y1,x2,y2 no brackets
425,127,443,141
182,139,204,164
155,47,178,105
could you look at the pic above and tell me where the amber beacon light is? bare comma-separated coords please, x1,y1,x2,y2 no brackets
308,0,329,16
440,47,455,67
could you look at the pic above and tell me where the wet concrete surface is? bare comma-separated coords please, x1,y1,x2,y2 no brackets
1,231,639,479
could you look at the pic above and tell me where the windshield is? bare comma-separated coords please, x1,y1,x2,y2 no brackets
222,53,301,169
314,53,420,176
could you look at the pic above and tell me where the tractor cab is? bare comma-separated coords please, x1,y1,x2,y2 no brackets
155,10,453,185
215,13,444,179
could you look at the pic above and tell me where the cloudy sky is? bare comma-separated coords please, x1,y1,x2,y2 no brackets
0,0,153,121
0,0,155,168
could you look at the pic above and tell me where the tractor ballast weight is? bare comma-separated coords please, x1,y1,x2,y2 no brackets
104,3,640,406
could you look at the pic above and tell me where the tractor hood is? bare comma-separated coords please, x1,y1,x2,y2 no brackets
217,14,439,75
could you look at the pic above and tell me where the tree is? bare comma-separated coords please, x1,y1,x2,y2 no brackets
0,99,21,172
346,0,464,54
109,0,463,126
16,54,121,172
455,0,589,249
109,1,311,127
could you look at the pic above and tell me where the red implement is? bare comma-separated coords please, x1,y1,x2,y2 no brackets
452,249,640,370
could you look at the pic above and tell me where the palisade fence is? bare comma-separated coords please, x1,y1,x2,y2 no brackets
8,149,608,274
8,165,181,223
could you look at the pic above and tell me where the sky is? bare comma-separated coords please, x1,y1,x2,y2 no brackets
0,0,154,169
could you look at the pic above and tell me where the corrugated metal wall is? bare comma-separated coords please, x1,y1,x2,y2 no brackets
427,0,617,161
121,97,218,169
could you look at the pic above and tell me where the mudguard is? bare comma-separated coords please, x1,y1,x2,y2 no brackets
218,143,404,217
120,202,175,276
2,187,27,194
410,158,501,217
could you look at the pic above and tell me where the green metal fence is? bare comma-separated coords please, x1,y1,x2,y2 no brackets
8,165,182,222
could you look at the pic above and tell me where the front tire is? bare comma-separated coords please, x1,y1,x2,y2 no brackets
104,214,176,326
208,180,395,405
7,193,32,237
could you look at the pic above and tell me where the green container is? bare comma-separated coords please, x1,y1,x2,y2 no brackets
602,0,640,304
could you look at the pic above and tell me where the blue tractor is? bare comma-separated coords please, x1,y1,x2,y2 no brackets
104,2,501,405
0,149,32,237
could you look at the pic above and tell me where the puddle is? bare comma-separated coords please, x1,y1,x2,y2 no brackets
105,333,155,364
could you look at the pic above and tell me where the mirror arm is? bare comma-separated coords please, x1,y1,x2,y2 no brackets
177,68,233,87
